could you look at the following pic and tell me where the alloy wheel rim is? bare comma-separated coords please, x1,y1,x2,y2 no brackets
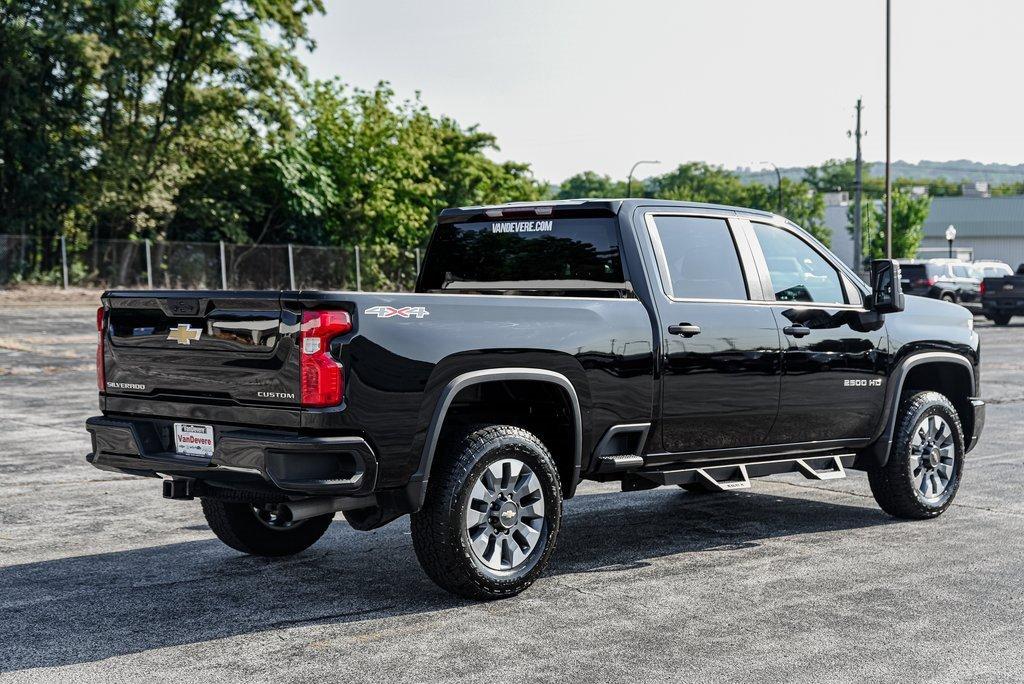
910,415,956,501
465,458,546,571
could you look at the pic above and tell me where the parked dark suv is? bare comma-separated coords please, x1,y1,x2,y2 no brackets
899,260,980,307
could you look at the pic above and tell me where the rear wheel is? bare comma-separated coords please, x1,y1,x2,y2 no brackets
868,391,964,519
992,313,1012,326
940,292,957,303
411,425,562,600
201,498,334,557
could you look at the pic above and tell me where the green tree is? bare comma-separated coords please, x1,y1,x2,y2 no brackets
556,171,628,199
645,162,829,245
804,159,858,193
0,1,102,270
743,178,830,246
288,80,544,287
992,181,1024,196
649,162,748,205
0,0,325,275
873,191,930,259
847,191,930,263
80,0,323,240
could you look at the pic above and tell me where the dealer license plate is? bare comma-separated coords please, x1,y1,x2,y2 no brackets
173,423,215,458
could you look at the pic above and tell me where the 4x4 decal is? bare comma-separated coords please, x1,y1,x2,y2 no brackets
363,305,430,319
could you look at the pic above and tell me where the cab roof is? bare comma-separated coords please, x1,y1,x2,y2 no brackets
437,198,778,224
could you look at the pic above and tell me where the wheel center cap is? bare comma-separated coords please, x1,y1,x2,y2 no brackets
495,501,520,530
927,446,941,467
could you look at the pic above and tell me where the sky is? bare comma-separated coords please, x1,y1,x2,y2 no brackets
301,0,1022,183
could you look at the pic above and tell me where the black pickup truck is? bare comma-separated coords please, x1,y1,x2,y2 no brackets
87,199,984,599
981,265,1024,325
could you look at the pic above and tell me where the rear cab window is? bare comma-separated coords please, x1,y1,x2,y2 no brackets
418,217,628,297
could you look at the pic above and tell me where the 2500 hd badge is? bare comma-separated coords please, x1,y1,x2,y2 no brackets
87,199,984,600
845,378,884,387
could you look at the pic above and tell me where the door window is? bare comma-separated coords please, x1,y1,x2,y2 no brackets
650,216,748,300
752,223,846,304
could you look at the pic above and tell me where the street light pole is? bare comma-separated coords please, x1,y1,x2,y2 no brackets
760,161,783,214
626,160,660,198
885,0,893,258
945,225,957,259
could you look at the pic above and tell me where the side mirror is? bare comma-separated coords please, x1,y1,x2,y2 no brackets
870,259,905,313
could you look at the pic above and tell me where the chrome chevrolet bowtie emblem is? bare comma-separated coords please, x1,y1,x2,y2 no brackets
501,509,516,520
167,323,202,345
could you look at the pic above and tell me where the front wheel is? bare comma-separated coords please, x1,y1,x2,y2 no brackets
868,391,964,519
992,313,1012,326
411,425,562,600
201,498,334,557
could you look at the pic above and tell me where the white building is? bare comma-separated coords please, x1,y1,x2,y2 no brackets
920,196,1024,269
818,195,1024,272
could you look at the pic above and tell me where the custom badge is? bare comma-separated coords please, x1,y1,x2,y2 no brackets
364,305,430,319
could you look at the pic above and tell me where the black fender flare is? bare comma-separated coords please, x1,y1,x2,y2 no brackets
404,368,584,511
858,351,976,468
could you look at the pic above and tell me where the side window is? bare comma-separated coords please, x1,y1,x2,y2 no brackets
952,265,971,278
751,223,846,304
651,216,748,300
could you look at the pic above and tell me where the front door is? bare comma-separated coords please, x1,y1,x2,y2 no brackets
644,214,782,454
748,221,888,444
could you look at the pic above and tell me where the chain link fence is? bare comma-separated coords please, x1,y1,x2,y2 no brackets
0,234,422,292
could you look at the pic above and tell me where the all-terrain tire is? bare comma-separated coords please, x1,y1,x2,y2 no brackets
868,391,964,519
410,425,562,600
201,498,334,557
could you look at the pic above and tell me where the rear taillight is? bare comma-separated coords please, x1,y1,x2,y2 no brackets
299,310,352,407
927,276,937,287
96,306,106,391
980,281,987,296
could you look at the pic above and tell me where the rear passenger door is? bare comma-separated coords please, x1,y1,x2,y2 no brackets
642,213,782,456
748,221,888,445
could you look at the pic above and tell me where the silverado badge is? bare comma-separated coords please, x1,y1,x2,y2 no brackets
167,323,202,345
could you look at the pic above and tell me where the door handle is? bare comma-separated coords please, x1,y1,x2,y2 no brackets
783,325,811,338
668,323,701,338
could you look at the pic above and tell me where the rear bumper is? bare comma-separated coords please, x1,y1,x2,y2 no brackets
86,416,377,497
982,299,1024,315
968,398,985,453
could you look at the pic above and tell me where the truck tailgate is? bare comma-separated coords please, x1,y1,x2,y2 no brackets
102,291,300,407
983,276,1024,306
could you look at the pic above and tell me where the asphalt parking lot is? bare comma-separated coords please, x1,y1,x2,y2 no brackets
2,301,1023,683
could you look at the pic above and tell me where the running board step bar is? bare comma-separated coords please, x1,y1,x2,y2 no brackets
637,454,854,491
595,454,645,472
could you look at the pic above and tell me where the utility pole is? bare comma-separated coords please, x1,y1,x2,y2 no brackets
884,0,893,258
851,98,865,272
